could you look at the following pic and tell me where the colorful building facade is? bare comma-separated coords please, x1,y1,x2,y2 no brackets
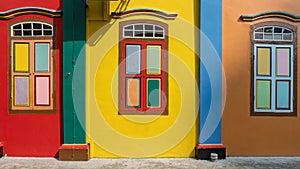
0,1,62,156
86,0,199,158
0,0,300,160
223,0,300,156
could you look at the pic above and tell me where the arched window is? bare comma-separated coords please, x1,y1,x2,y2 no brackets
9,21,55,113
123,23,165,38
254,26,292,41
119,20,168,115
11,22,53,36
251,22,297,116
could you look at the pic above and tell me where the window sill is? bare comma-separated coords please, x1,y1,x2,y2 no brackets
251,111,297,117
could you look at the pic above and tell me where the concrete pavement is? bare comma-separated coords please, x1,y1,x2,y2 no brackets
0,157,300,169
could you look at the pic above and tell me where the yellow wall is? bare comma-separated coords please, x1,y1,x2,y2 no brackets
86,0,199,157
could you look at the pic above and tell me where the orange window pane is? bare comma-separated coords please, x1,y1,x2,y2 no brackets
126,78,140,107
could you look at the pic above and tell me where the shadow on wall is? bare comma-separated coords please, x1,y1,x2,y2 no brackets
87,20,116,46
87,0,131,46
193,0,200,148
114,0,130,13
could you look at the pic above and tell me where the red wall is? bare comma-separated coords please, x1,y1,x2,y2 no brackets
0,0,61,11
0,1,62,157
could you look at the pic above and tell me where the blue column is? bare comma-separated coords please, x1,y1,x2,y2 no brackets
199,0,223,145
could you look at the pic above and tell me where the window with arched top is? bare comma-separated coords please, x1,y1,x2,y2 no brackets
9,21,55,113
251,22,297,116
123,23,165,38
254,26,293,41
119,20,168,115
11,22,53,36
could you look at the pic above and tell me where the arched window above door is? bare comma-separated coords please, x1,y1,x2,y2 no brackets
123,23,165,39
254,26,293,41
11,22,53,37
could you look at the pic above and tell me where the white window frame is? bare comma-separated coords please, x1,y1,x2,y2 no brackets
254,26,293,41
254,44,294,113
11,22,53,37
123,23,165,39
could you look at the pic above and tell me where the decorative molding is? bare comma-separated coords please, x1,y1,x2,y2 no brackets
111,8,177,20
241,11,300,22
0,7,62,20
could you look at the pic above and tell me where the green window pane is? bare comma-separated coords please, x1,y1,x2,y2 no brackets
126,45,141,74
276,81,290,109
35,43,50,72
147,79,161,107
14,43,29,72
147,45,161,74
256,80,271,109
257,47,271,76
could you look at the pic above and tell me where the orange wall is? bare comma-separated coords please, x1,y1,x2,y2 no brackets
223,0,300,156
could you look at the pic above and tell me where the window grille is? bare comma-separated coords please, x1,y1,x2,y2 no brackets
11,22,53,37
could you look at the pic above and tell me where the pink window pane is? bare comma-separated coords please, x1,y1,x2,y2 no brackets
277,48,290,76
35,76,50,105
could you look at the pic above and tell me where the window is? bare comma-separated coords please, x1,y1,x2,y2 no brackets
123,23,164,39
254,26,292,41
119,21,168,115
251,22,296,116
11,22,53,36
9,22,55,113
254,45,293,112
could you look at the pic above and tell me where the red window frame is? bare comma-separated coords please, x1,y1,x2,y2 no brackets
119,40,168,115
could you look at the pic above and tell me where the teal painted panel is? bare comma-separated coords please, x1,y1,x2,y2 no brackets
35,43,49,72
147,79,160,107
63,42,75,144
63,0,86,144
72,41,86,143
276,81,290,109
63,41,86,144
256,80,271,109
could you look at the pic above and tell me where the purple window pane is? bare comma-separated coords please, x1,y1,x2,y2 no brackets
15,77,29,106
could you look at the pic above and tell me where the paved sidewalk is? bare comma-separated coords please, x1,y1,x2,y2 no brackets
0,157,300,169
